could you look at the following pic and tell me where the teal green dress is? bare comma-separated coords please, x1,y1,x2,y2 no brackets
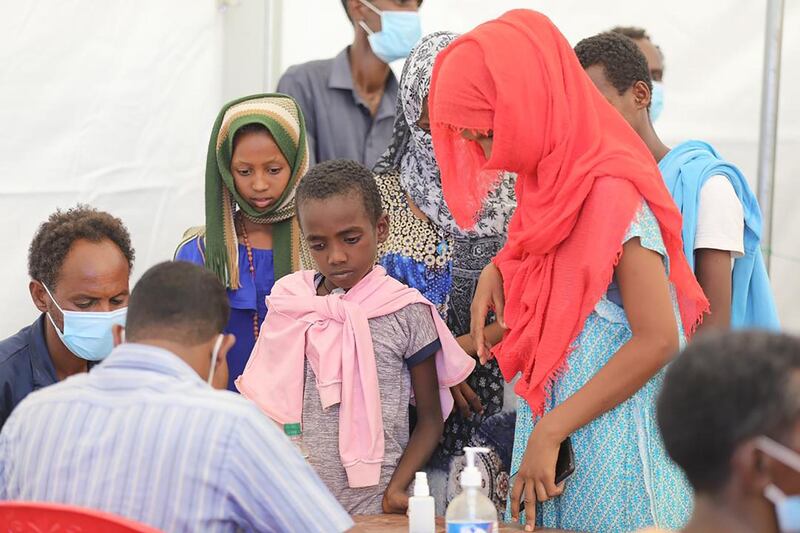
507,202,692,532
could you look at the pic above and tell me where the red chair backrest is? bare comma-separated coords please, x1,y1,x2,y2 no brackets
0,501,163,532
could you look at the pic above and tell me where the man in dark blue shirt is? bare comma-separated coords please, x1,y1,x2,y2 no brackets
0,206,134,428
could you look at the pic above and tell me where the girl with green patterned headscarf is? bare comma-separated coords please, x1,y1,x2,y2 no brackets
176,93,310,391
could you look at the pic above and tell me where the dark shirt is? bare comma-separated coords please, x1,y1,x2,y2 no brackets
277,47,398,169
0,314,56,429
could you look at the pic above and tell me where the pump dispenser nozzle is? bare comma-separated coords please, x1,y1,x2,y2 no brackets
409,471,435,532
413,471,430,497
446,447,498,530
461,446,490,488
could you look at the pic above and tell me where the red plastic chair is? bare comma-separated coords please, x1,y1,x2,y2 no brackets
0,502,163,532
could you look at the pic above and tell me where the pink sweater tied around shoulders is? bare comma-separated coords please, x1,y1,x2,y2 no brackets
236,266,476,488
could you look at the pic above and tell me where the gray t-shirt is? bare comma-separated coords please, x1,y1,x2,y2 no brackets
302,302,441,515
276,47,398,169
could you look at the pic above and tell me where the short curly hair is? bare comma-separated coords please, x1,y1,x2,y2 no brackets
28,205,135,288
610,26,650,41
575,32,653,100
658,331,800,493
296,159,383,225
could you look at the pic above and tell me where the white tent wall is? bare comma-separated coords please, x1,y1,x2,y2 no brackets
0,2,223,336
0,1,797,337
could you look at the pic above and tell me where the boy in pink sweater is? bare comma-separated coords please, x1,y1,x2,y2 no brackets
237,160,474,515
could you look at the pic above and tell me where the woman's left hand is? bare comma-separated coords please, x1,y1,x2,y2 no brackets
510,416,565,530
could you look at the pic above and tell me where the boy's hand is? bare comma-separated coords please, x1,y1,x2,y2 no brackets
382,486,409,514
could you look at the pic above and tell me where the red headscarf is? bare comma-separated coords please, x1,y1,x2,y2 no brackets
429,10,708,414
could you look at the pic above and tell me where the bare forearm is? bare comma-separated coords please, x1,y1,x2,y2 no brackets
387,417,443,493
544,238,680,437
457,321,505,357
545,335,675,439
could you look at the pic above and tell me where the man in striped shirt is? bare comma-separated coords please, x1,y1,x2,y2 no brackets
0,261,353,533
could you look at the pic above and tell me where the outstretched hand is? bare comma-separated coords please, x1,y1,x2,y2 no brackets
470,262,506,364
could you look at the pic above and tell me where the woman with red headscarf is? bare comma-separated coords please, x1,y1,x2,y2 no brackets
429,10,708,532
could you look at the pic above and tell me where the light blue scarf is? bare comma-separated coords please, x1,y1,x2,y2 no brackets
659,140,779,330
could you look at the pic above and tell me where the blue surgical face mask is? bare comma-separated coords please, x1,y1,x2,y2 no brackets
757,436,800,533
358,0,422,64
42,283,127,362
650,81,664,123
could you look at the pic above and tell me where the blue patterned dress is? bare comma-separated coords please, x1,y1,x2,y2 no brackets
507,202,692,532
376,170,452,318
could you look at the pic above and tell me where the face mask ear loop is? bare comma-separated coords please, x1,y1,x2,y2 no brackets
208,334,224,385
357,0,381,35
756,436,800,472
359,0,382,16
40,282,65,315
358,20,375,36
40,281,67,335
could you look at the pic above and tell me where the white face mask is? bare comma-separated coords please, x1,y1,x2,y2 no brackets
207,334,224,386
756,436,800,533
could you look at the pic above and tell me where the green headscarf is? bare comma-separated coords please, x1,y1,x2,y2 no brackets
204,93,310,288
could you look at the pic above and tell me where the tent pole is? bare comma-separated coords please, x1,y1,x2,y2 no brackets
756,0,785,273
264,0,283,91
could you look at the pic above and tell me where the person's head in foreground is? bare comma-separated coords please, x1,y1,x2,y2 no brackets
29,205,134,364
658,331,800,533
611,26,664,121
575,32,655,139
341,0,423,64
296,159,389,292
114,261,234,388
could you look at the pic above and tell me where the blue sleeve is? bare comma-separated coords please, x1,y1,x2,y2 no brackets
224,409,353,533
175,237,205,266
407,338,441,369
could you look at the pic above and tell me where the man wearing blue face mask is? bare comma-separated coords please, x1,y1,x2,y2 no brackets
611,26,665,122
653,331,800,533
0,261,352,533
0,205,133,429
576,32,778,333
277,0,422,169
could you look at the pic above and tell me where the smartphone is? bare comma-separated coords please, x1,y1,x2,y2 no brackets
515,437,575,512
554,436,576,485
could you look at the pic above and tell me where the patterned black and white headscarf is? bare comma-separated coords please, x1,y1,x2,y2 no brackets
374,31,516,238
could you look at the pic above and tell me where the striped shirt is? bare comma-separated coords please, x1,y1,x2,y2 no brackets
0,343,353,533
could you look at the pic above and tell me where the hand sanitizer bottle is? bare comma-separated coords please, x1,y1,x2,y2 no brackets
408,471,435,533
445,447,498,533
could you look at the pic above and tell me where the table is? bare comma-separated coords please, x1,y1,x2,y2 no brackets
353,515,574,532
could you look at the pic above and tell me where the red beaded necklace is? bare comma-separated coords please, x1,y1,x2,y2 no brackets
236,213,260,341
